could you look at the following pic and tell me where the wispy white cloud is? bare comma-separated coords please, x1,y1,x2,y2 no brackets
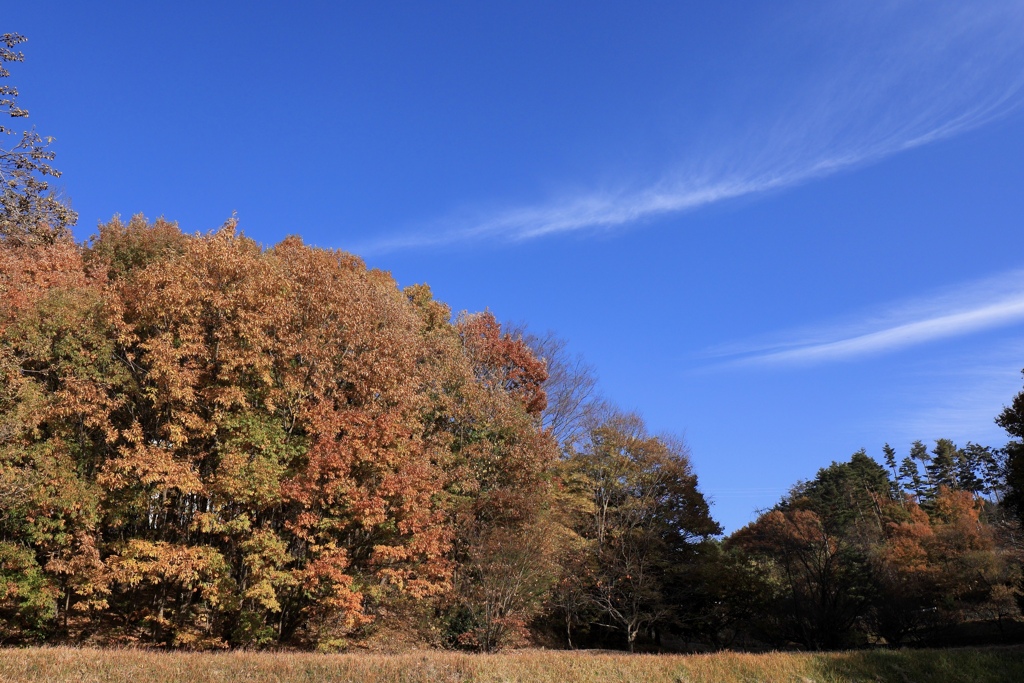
360,1,1024,253
708,269,1024,367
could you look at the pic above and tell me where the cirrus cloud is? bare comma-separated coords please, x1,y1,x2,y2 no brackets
359,1,1024,253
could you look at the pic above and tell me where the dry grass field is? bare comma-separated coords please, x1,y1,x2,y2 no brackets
0,646,1021,683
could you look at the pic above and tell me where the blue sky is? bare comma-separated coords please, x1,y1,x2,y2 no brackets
8,1,1024,532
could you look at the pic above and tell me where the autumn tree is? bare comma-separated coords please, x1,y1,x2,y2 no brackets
729,507,872,649
873,486,1020,643
0,217,562,649
449,521,558,651
558,414,720,651
405,306,561,650
91,222,466,647
729,445,1022,648
456,311,549,418
0,34,76,244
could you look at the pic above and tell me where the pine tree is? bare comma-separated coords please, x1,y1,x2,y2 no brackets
883,443,902,499
898,456,925,500
926,439,958,494
954,442,988,495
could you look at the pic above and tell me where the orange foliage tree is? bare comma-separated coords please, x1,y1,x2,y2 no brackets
731,447,1022,649
0,217,558,649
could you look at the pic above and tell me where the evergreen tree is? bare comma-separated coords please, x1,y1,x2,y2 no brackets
954,442,989,496
926,439,958,494
996,371,1024,521
883,443,902,499
898,456,925,500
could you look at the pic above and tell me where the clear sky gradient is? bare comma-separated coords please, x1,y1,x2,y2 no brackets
8,1,1024,532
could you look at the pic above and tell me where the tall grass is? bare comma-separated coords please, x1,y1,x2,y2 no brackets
0,646,1020,683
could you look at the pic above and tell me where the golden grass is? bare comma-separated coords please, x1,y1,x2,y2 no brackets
0,645,1021,683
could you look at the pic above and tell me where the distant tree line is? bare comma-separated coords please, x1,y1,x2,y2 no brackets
1,32,1023,652
724,440,1021,650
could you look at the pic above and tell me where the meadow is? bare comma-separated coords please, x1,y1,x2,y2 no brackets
0,646,1022,683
